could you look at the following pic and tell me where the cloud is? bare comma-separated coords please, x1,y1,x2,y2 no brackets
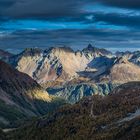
0,0,93,19
0,0,139,20
0,0,140,52
97,0,140,10
0,28,140,52
90,12,140,29
0,0,139,31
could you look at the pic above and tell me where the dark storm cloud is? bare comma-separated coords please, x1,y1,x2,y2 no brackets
0,0,140,30
0,0,93,19
90,12,140,29
0,0,139,20
0,0,16,15
0,0,16,8
0,0,140,52
97,0,140,10
58,12,140,30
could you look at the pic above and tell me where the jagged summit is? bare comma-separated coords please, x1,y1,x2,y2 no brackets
85,43,95,49
82,44,98,52
20,48,42,56
82,44,112,56
44,46,74,54
55,46,74,53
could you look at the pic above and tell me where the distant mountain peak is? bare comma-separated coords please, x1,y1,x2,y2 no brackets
83,44,97,52
58,46,74,52
44,46,74,55
82,44,112,56
52,46,74,52
20,48,42,56
87,43,95,49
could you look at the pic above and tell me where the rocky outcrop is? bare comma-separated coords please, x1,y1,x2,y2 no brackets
82,44,112,59
47,82,118,104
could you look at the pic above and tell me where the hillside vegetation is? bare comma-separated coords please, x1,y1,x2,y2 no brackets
7,82,140,140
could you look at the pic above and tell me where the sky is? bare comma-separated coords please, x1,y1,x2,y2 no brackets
0,0,140,53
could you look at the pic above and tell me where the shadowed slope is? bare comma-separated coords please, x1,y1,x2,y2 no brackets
0,60,65,128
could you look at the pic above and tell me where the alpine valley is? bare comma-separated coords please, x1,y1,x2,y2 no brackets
0,45,140,140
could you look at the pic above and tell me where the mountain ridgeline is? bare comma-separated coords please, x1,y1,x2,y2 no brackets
3,45,113,84
3,44,140,85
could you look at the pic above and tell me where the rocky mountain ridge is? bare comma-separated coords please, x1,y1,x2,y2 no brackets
4,45,113,84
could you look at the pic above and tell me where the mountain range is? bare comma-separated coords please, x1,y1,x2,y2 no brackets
0,45,140,139
3,45,140,85
3,45,113,84
2,45,140,103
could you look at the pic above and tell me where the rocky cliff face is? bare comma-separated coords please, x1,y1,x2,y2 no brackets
47,82,118,104
0,60,65,128
82,44,112,59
